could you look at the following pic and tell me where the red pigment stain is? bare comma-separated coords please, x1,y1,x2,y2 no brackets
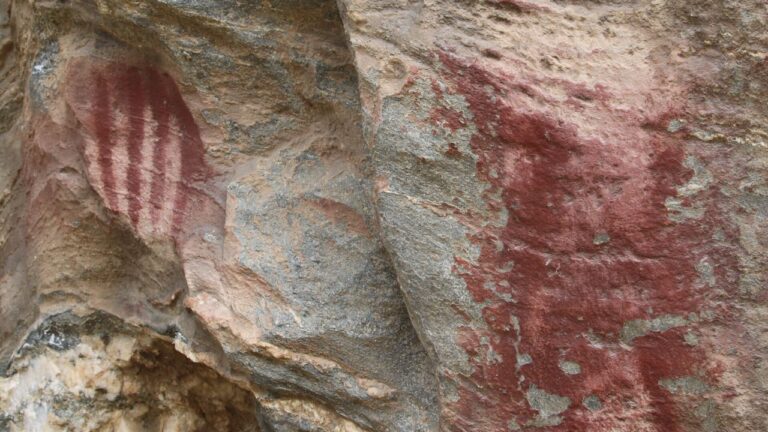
445,143,463,159
120,66,146,228
93,74,117,210
305,197,372,237
165,72,208,236
145,68,171,226
73,61,211,239
430,51,736,431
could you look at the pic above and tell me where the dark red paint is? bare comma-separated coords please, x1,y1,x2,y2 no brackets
164,73,208,237
121,66,146,228
78,61,211,239
145,68,171,226
93,73,117,211
429,51,736,431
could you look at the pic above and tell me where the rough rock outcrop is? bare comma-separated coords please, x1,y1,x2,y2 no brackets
0,0,766,431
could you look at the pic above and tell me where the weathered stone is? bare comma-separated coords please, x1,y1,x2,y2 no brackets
1,0,767,430
1,313,261,432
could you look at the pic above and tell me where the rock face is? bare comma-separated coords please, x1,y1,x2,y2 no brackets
0,0,766,431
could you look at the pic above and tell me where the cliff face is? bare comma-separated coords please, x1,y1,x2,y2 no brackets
0,0,766,431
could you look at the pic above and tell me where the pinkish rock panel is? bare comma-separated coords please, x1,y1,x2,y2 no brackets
66,59,213,241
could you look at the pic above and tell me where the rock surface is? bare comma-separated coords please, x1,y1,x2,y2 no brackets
0,0,766,431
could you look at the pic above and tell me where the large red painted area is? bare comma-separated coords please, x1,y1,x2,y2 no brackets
432,51,737,431
67,60,211,240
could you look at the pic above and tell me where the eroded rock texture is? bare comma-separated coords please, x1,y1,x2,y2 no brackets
0,0,766,431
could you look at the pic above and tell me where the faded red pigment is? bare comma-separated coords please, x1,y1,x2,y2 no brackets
93,74,117,211
145,68,171,226
166,69,209,235
122,66,146,228
83,62,210,238
433,51,736,431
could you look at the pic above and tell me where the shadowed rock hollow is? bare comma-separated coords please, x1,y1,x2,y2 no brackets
0,0,767,431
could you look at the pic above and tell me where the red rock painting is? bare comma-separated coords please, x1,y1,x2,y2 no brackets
66,59,212,240
433,51,736,431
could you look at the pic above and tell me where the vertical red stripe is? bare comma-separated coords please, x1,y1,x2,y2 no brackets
165,77,206,237
146,69,170,228
94,72,117,210
124,67,146,228
85,63,210,240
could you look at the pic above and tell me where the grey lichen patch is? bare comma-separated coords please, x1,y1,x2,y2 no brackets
582,395,602,412
517,353,532,368
592,232,610,245
684,331,699,346
480,337,503,365
695,399,719,432
739,273,764,298
665,197,706,222
712,228,727,242
620,314,689,344
695,257,716,287
665,156,712,222
659,376,710,395
678,156,713,198
558,360,581,375
525,385,571,427
667,119,686,133
28,40,60,107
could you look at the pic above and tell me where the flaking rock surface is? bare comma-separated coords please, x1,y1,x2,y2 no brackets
0,0,766,431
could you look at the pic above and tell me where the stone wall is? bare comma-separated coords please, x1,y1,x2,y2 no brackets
0,0,766,430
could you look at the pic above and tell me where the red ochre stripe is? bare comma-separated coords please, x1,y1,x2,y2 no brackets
94,72,118,210
146,68,171,228
123,67,146,229
89,63,210,239
166,76,206,236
